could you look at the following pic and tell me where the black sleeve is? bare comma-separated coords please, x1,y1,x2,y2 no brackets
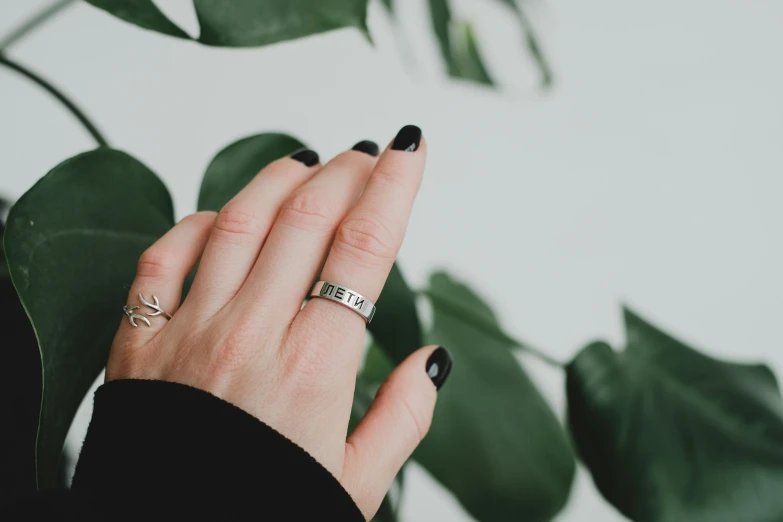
6,379,365,521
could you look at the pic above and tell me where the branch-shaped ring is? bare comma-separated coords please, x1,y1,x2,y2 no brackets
123,293,172,327
138,293,172,319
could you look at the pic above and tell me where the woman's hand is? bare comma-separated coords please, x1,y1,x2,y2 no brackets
105,126,451,519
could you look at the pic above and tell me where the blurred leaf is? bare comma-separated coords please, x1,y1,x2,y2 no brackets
85,0,190,39
567,308,783,522
380,0,394,13
198,133,305,212
361,340,397,385
452,22,494,85
4,149,174,488
416,271,574,522
86,0,369,47
491,0,552,87
428,0,494,86
367,263,422,366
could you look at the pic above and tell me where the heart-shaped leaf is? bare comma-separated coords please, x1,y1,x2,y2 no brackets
567,307,783,522
4,149,174,487
416,271,575,522
86,0,370,48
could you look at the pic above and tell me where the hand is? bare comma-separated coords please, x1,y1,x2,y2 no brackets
106,126,451,519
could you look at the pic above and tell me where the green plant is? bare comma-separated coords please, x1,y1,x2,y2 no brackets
2,2,783,522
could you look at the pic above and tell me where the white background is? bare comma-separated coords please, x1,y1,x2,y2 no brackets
2,1,782,520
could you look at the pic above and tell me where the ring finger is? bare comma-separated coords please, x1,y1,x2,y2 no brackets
294,126,426,369
186,150,322,318
233,141,381,326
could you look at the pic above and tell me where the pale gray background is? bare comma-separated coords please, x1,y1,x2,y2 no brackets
2,0,782,520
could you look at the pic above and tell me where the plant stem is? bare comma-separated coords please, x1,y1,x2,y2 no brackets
420,289,565,368
0,0,77,50
0,54,109,148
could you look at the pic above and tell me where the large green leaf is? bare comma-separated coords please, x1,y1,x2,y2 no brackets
416,272,575,522
567,308,783,522
428,0,494,86
4,149,174,488
85,0,369,47
198,133,305,212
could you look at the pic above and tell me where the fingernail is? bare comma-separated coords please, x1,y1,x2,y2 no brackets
290,149,319,167
426,347,452,390
352,140,380,157
391,125,422,152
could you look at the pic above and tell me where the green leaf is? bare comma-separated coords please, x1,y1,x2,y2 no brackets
451,22,494,86
567,308,783,522
194,0,370,47
85,0,190,40
491,0,552,86
85,0,370,48
428,0,494,86
4,149,174,488
367,263,422,366
417,271,574,522
198,133,305,212
380,0,394,13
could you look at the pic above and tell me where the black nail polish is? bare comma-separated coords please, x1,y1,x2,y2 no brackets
391,125,422,152
426,347,452,390
352,140,380,157
290,149,319,167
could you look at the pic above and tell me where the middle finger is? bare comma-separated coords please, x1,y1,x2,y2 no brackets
232,142,380,326
186,150,321,318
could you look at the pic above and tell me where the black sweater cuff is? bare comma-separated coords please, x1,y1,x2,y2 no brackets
72,379,364,521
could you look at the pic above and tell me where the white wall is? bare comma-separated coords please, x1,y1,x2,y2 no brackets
2,1,782,520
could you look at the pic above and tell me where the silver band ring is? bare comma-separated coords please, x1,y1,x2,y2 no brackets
123,293,172,327
309,281,376,323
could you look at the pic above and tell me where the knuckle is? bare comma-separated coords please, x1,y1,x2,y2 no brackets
137,246,175,279
214,326,257,372
334,214,398,264
212,207,265,245
277,190,336,234
284,312,342,381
